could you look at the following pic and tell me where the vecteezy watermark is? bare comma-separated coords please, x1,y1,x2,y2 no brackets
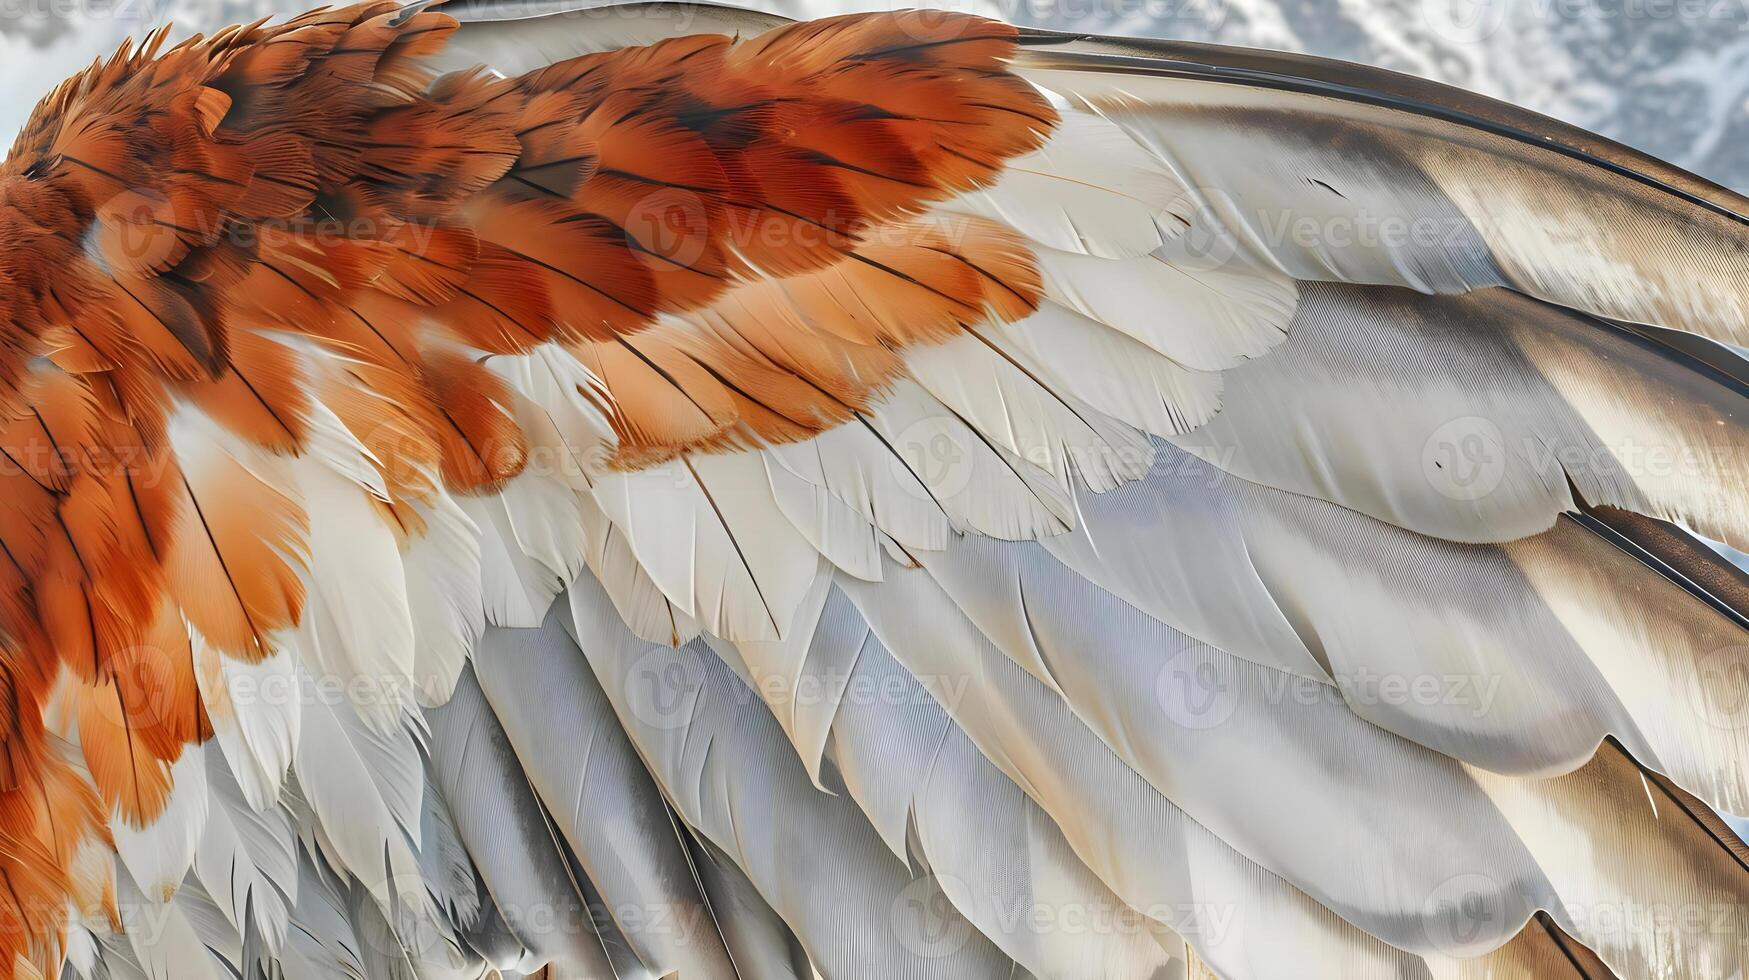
1559,898,1749,943
621,645,973,731
224,666,425,715
1687,645,1749,731
1420,415,1742,502
897,873,1240,952
883,419,1233,507
891,874,978,960
1156,654,1504,731
1156,650,1238,730
889,417,979,504
0,438,178,487
489,897,717,946
1156,195,1485,275
1421,873,1511,956
623,649,702,732
1421,416,1508,502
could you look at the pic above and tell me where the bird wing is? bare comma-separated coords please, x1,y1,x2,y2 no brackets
1,3,1747,978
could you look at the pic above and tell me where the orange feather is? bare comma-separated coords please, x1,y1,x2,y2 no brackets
0,9,1058,972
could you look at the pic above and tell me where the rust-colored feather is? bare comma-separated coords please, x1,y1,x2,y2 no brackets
0,7,1058,970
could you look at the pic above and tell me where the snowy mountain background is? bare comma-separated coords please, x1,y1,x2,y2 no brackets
7,0,1749,191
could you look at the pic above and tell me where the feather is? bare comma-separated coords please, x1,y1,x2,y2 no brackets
948,107,1190,260
280,850,370,980
422,664,618,976
428,1,794,76
1036,247,1296,372
471,610,741,977
763,423,953,556
290,415,419,733
290,665,439,939
161,413,309,659
863,382,1075,541
110,746,208,905
1038,441,1749,816
903,332,1156,496
191,635,299,812
192,748,296,954
576,491,700,646
710,571,838,789
9,7,1749,979
169,879,244,972
1018,43,1749,347
415,767,480,931
1170,282,1749,548
589,451,821,641
564,574,1020,979
762,455,885,584
839,555,1454,978
986,303,1227,439
805,585,1188,980
684,834,813,980
113,868,228,980
916,513,1749,975
402,491,485,708
461,495,565,630
486,343,617,493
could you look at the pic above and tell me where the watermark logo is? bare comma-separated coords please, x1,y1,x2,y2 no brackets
624,190,711,273
1155,652,1238,730
890,418,977,504
1688,645,1749,731
1158,187,1244,275
890,874,976,960
1422,416,1507,502
1420,0,1512,43
1421,873,1509,956
624,649,701,732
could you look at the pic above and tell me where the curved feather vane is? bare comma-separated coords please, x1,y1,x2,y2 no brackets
6,1,1749,978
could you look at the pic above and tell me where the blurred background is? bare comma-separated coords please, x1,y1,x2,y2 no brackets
6,0,1749,190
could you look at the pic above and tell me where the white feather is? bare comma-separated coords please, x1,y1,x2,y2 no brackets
1038,246,1296,372
402,490,485,708
192,632,300,812
291,413,417,732
116,868,229,980
461,494,564,628
863,381,1075,541
589,450,821,640
193,749,297,952
291,665,439,935
565,574,1020,979
948,108,1188,259
764,422,953,554
904,331,1156,495
762,452,884,582
989,303,1226,439
112,745,209,904
488,343,618,492
576,491,699,645
838,559,1441,979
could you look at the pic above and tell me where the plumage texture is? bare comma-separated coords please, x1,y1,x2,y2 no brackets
5,2,1749,979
